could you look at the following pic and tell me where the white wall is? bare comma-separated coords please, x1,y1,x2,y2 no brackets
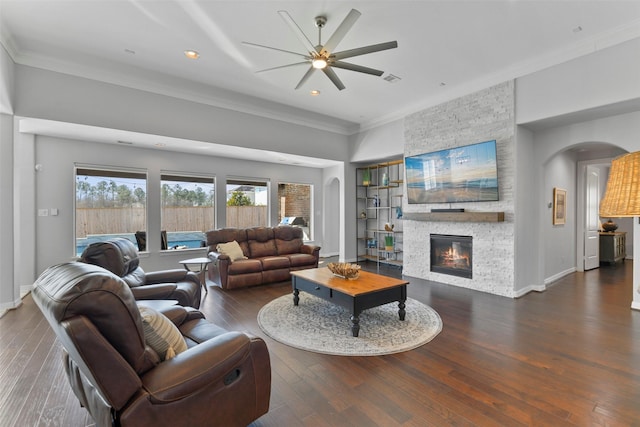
350,119,404,163
33,135,325,274
0,44,14,114
0,45,18,311
514,126,540,294
531,112,640,306
15,65,351,162
516,38,640,124
542,150,578,280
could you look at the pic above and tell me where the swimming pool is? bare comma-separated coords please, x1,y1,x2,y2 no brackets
76,231,205,255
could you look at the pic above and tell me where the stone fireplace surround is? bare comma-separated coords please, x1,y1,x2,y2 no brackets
402,81,516,297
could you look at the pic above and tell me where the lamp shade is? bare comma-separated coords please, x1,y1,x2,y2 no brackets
599,151,640,217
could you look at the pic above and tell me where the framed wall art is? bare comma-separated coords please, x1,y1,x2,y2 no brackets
553,188,567,225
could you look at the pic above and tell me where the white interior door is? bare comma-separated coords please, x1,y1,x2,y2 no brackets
584,166,600,270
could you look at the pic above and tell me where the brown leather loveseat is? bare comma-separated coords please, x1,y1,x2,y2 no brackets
206,226,320,289
32,261,271,427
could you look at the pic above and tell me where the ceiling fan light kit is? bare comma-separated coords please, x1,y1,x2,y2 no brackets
243,9,398,91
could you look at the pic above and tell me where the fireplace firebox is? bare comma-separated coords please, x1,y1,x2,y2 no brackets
430,234,472,278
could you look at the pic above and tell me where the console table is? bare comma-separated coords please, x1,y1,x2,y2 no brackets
599,232,626,264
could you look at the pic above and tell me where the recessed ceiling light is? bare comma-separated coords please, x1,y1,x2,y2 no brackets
184,50,200,59
310,90,321,96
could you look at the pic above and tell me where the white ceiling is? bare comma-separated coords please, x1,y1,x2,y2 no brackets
2,0,640,165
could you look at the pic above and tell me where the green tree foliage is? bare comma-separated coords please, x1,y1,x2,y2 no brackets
227,190,253,206
77,177,214,208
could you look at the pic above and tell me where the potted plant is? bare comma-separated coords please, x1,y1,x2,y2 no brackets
384,235,394,251
362,168,370,186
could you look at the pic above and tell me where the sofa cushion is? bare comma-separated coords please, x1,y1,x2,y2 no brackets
287,253,318,267
207,228,249,256
274,226,303,255
228,259,263,275
138,305,188,360
216,241,247,262
247,227,277,258
261,256,290,270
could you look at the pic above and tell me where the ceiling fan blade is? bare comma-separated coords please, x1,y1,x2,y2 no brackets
278,10,319,55
331,61,384,76
242,41,310,59
294,66,316,90
256,62,310,73
320,9,361,56
322,67,346,91
332,41,398,60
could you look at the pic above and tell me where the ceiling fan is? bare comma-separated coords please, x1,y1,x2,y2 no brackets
242,9,398,91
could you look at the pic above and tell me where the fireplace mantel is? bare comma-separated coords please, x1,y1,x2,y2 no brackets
403,212,505,223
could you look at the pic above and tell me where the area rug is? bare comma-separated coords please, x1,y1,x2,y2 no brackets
257,294,442,356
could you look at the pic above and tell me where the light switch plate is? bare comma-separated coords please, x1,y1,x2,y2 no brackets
38,209,49,217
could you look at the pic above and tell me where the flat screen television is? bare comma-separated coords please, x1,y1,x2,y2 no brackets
405,140,498,204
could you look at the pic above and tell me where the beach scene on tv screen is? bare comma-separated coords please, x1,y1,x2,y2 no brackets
406,140,499,204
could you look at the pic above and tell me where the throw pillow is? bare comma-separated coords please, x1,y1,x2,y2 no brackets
216,240,247,262
138,305,188,360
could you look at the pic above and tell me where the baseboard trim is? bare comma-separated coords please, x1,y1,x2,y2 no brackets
513,284,547,298
544,267,576,286
631,301,640,311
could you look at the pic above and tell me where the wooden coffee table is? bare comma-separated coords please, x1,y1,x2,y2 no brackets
290,267,409,337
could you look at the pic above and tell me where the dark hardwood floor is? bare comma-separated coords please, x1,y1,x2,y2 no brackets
1,260,639,426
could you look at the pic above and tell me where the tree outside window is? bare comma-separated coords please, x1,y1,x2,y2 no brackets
75,167,146,255
161,174,215,250
226,179,268,227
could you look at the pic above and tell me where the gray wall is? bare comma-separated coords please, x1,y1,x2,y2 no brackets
34,135,324,274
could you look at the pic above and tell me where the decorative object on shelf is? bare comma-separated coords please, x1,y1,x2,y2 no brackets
601,219,618,232
362,168,371,186
373,195,379,207
384,223,394,232
382,172,389,186
552,187,567,225
384,235,394,251
360,210,367,219
327,262,361,280
367,239,377,248
395,206,403,219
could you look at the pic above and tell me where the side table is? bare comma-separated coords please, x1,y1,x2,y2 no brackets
179,257,212,294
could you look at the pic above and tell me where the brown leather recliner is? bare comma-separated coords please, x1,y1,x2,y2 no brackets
80,237,201,308
32,261,271,427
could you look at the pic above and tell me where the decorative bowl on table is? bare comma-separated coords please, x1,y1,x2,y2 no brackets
327,262,361,280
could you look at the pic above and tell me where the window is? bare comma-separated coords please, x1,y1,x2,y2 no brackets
226,179,268,227
161,173,215,250
278,182,312,240
75,167,146,255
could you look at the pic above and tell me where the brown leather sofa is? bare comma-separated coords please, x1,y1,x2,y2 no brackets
206,226,320,289
81,237,201,308
32,261,271,427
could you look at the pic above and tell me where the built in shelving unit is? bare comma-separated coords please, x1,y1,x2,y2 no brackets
356,160,404,270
